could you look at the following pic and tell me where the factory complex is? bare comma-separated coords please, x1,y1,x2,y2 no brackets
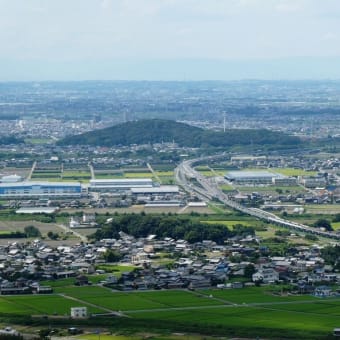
0,178,179,199
224,170,285,185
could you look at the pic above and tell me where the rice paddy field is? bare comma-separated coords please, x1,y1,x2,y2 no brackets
0,295,102,315
270,168,318,177
235,185,307,194
203,220,254,227
1,284,340,338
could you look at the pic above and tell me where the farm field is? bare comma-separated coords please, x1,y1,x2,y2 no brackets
218,184,234,191
61,170,91,180
332,221,340,230
0,220,63,235
53,287,223,311
305,204,340,214
196,170,215,177
203,220,253,227
2,295,102,315
129,302,339,339
270,168,318,177
1,167,31,179
198,286,319,304
235,185,306,194
0,285,339,338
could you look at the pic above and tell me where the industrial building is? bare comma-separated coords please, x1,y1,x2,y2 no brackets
131,185,181,204
0,181,82,198
299,175,327,188
130,185,179,195
225,171,282,184
89,178,154,192
273,177,297,186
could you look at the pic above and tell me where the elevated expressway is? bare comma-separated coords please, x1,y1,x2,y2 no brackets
175,156,340,241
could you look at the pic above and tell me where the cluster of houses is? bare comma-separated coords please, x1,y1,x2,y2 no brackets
0,231,338,297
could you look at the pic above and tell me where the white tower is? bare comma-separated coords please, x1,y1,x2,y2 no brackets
223,111,227,132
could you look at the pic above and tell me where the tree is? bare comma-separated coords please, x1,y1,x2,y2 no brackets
312,218,333,231
244,264,256,279
47,231,59,240
104,250,122,263
320,245,340,270
24,225,41,238
305,233,318,241
332,213,340,223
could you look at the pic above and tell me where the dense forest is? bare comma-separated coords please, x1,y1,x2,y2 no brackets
58,119,301,148
91,214,254,244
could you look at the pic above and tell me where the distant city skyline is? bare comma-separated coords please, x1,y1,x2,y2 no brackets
1,0,340,80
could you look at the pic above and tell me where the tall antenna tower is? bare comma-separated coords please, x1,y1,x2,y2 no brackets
123,109,127,123
223,111,227,133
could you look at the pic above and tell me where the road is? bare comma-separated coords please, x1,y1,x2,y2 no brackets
57,224,88,243
146,162,161,183
175,155,340,241
88,162,95,180
59,293,126,317
124,296,340,314
27,161,37,180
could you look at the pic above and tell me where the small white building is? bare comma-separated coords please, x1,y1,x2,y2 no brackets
70,306,87,318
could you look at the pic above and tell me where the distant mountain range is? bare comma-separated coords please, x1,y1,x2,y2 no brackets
58,119,301,148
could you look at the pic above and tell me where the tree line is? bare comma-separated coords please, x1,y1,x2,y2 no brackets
91,214,255,244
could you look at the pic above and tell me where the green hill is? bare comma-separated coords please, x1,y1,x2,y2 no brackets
58,119,301,148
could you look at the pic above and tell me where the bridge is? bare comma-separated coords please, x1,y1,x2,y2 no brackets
175,155,340,241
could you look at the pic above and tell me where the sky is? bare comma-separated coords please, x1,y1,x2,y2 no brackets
1,0,340,80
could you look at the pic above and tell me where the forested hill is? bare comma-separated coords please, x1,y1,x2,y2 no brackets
58,119,301,148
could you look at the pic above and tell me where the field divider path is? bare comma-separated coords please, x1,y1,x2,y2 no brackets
57,224,87,243
188,289,237,305
58,293,126,317
88,163,95,180
125,297,340,314
146,163,161,183
248,303,340,317
27,161,37,180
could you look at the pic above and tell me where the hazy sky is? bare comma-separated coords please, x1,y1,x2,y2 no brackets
1,0,340,80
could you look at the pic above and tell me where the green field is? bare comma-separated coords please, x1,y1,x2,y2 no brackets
0,285,339,338
3,295,102,315
155,171,174,177
270,168,318,176
332,221,340,230
219,184,234,191
204,220,253,227
236,185,306,193
95,173,125,179
130,303,338,338
197,170,215,177
53,287,223,311
62,171,91,180
198,287,318,304
124,172,153,178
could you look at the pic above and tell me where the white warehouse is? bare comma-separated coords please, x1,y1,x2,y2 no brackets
89,178,154,192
